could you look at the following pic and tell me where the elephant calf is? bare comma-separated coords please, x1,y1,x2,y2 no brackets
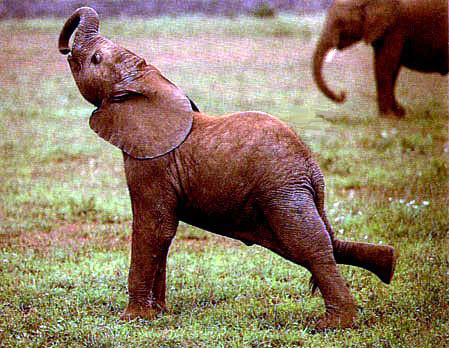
58,7,396,330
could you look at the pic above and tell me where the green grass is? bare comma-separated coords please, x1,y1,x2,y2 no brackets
1,15,448,347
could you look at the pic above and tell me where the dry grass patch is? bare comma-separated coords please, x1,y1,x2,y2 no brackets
2,223,130,253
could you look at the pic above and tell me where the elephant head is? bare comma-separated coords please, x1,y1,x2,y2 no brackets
313,0,400,103
58,7,194,159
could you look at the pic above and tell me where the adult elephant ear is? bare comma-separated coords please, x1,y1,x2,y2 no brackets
362,0,398,44
89,66,194,159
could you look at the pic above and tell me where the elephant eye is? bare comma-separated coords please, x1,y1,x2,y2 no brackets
91,53,102,65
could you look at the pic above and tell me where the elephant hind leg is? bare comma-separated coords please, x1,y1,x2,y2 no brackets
263,193,357,329
310,240,396,296
308,262,357,330
333,240,396,284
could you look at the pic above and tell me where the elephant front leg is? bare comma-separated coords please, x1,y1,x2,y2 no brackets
152,244,170,312
373,33,406,118
121,217,177,321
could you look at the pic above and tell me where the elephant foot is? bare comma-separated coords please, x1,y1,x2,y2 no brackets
315,304,357,331
120,301,167,321
374,245,396,285
379,104,406,118
393,103,406,117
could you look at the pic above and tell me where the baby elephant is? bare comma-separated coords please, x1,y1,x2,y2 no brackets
59,7,396,330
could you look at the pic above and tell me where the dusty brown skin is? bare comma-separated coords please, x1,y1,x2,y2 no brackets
59,7,396,330
313,0,448,117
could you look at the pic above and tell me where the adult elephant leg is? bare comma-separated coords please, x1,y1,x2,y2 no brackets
264,190,356,330
121,209,177,321
390,63,405,116
373,32,405,117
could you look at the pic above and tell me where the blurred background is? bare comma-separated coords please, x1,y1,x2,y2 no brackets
0,0,333,18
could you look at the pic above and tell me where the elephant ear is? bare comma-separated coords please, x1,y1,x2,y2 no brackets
362,0,398,44
89,68,194,159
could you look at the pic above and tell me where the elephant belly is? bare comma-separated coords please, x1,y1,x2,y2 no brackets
178,193,265,238
178,200,283,251
402,41,448,74
401,21,448,74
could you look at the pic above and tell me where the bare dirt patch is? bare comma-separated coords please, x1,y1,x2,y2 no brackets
3,223,130,253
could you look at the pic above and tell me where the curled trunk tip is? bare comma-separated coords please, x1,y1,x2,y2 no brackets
312,39,346,103
58,7,100,55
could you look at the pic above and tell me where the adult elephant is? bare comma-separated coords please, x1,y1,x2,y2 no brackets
313,0,448,117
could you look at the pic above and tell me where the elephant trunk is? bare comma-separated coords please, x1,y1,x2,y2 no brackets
333,239,396,284
58,7,100,56
312,36,346,103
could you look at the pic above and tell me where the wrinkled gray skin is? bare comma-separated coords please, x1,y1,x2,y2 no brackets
59,7,396,330
313,0,448,117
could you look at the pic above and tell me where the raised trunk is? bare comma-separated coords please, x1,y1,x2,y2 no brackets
58,7,100,56
333,239,396,284
312,36,346,103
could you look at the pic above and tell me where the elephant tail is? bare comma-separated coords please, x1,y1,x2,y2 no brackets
309,167,336,242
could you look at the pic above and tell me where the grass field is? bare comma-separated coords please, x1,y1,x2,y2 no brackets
0,15,448,347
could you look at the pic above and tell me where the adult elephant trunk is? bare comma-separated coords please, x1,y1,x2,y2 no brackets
58,7,100,56
312,35,346,103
